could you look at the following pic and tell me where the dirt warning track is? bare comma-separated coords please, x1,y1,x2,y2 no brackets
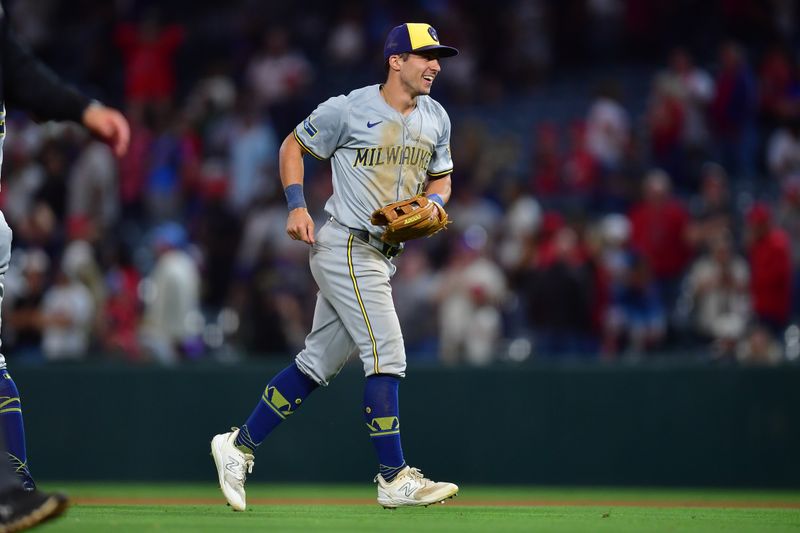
72,497,800,509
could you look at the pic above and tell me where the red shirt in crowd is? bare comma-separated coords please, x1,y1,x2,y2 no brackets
629,199,692,280
115,23,184,103
749,227,792,324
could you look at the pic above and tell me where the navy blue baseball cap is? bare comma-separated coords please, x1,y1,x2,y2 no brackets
383,23,459,60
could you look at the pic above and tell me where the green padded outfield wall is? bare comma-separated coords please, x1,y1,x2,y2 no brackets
11,360,800,487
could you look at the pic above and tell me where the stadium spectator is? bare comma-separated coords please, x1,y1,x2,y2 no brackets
629,169,693,310
231,257,293,357
40,258,94,362
35,139,70,221
326,8,368,66
776,177,800,319
143,110,203,223
766,119,800,182
709,42,758,183
194,173,242,310
585,81,630,172
139,223,201,364
245,27,313,135
5,249,49,362
595,214,658,356
663,48,714,173
445,186,504,236
117,108,155,222
683,234,750,355
757,45,800,129
392,247,439,360
646,73,686,188
438,231,507,365
506,0,554,86
525,226,597,357
562,121,599,205
60,239,107,346
114,9,185,114
497,188,542,271
736,324,784,365
13,202,58,255
183,64,238,150
586,0,624,61
100,244,142,361
687,162,735,249
604,252,665,356
530,122,562,198
746,203,792,334
225,101,278,212
67,136,119,237
1,122,45,228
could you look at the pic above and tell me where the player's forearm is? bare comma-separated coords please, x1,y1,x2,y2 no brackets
279,133,306,189
4,28,91,122
424,175,452,204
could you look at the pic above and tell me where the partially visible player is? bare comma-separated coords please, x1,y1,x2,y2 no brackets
0,2,129,529
212,23,458,510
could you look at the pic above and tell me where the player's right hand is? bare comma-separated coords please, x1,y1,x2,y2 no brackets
82,102,131,157
286,208,315,245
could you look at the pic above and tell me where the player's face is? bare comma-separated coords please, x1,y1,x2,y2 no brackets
399,52,441,96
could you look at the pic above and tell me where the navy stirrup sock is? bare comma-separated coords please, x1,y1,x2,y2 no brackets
0,370,33,486
364,374,406,482
234,363,318,452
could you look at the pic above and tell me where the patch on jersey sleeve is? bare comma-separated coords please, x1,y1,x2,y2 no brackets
303,116,318,138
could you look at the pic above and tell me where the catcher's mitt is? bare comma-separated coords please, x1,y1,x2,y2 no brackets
370,195,450,244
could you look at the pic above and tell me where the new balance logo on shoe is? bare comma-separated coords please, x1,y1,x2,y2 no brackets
400,483,416,498
225,458,242,478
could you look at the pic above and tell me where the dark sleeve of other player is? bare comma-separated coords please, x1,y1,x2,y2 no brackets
2,25,90,122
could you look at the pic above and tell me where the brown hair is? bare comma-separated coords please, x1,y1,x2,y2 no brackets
384,53,410,75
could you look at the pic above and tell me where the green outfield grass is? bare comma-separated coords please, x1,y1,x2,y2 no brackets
30,483,800,533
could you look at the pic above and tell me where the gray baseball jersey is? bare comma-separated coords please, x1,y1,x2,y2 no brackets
292,83,453,383
293,84,453,237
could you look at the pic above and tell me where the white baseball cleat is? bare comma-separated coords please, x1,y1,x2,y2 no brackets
211,428,255,511
375,466,459,508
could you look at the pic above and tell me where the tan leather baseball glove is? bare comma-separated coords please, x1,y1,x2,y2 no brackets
370,195,450,244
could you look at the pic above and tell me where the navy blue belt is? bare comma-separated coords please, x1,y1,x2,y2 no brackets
329,218,402,259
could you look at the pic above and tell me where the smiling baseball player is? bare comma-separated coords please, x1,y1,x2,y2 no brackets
212,22,458,510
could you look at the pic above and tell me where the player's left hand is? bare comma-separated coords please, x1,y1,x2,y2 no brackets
370,195,449,243
82,102,131,157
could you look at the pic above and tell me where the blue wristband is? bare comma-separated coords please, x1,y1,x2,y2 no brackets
284,184,307,211
427,193,444,207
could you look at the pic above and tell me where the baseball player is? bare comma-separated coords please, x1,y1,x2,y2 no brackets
212,22,458,510
0,2,129,528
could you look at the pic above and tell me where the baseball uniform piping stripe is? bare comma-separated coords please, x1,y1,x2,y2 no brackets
347,234,380,374
293,130,325,160
427,168,453,177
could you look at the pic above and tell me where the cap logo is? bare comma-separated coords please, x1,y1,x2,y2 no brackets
384,22,458,59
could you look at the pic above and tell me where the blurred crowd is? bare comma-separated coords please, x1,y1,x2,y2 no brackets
0,0,798,366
